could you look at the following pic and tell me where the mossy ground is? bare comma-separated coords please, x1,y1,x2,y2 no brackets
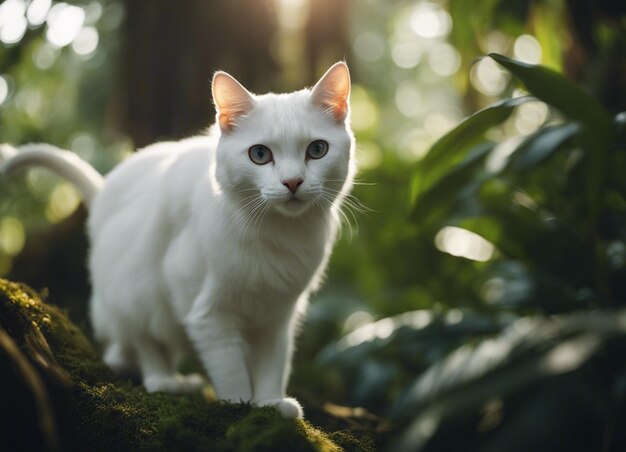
0,279,373,451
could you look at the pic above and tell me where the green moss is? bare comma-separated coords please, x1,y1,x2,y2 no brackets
0,279,371,451
226,408,341,452
328,431,376,452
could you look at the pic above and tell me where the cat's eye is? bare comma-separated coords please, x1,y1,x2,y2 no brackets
306,140,329,160
248,144,273,165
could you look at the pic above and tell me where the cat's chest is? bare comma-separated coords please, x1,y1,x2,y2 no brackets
228,230,326,299
165,211,334,312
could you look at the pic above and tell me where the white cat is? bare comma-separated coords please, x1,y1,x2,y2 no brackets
0,62,355,418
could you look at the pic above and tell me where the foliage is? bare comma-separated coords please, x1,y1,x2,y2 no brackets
390,310,626,452
321,55,626,450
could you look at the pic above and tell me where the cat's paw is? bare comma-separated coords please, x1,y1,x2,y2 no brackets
179,373,206,391
256,397,303,419
144,373,206,394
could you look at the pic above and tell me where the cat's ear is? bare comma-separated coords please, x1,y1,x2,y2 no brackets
212,71,256,132
310,62,351,122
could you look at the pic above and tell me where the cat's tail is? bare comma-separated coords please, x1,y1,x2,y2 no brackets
0,143,104,209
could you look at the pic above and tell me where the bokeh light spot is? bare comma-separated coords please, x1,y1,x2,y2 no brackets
0,0,27,44
485,30,508,54
0,75,9,105
410,3,451,39
0,0,26,27
424,112,456,138
33,42,60,69
353,31,385,62
45,182,81,223
72,26,99,56
470,57,509,96
343,310,375,333
26,0,51,26
428,42,461,76
514,101,549,134
46,3,85,48
485,136,525,174
481,277,506,303
84,1,103,25
399,128,431,161
514,34,542,64
445,309,463,325
71,132,98,160
435,226,495,262
15,88,43,117
391,41,422,69
0,15,27,44
0,217,26,256
395,80,422,118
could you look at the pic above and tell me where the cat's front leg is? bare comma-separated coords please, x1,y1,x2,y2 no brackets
185,310,253,403
250,323,303,418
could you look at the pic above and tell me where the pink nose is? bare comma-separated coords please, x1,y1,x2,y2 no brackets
282,178,303,194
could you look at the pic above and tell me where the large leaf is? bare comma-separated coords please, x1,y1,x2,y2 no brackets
411,96,532,204
488,54,611,134
411,142,495,223
489,53,614,219
467,182,594,287
391,310,626,452
317,309,509,410
506,122,580,172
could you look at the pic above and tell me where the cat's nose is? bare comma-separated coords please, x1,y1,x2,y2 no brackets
282,178,303,194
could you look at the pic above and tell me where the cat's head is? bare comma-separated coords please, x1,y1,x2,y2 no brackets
212,62,355,218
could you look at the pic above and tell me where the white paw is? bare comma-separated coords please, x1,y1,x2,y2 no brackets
179,373,207,392
144,373,206,394
256,397,303,419
103,344,134,376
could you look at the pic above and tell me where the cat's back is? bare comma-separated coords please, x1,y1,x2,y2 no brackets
88,135,216,233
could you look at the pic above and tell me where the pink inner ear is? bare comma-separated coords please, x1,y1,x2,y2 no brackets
321,97,349,122
212,72,255,131
311,62,351,122
218,109,247,131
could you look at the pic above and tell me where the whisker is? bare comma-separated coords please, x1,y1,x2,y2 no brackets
225,195,263,227
228,192,270,254
322,187,375,214
232,187,262,195
318,191,356,239
236,199,266,253
325,179,377,186
311,198,333,230
246,199,271,246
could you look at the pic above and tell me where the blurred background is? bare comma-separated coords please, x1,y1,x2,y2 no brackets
1,0,625,450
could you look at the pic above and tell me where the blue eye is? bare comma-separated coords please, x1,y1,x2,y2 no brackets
248,144,273,165
306,140,329,160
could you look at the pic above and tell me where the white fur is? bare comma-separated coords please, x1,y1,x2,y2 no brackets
0,143,103,207
1,64,355,419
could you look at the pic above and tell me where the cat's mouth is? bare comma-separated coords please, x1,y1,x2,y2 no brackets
274,195,311,217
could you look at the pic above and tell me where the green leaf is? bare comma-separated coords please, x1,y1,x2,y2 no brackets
411,142,495,222
391,310,626,452
489,53,613,219
507,123,580,172
411,96,531,204
488,54,611,132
